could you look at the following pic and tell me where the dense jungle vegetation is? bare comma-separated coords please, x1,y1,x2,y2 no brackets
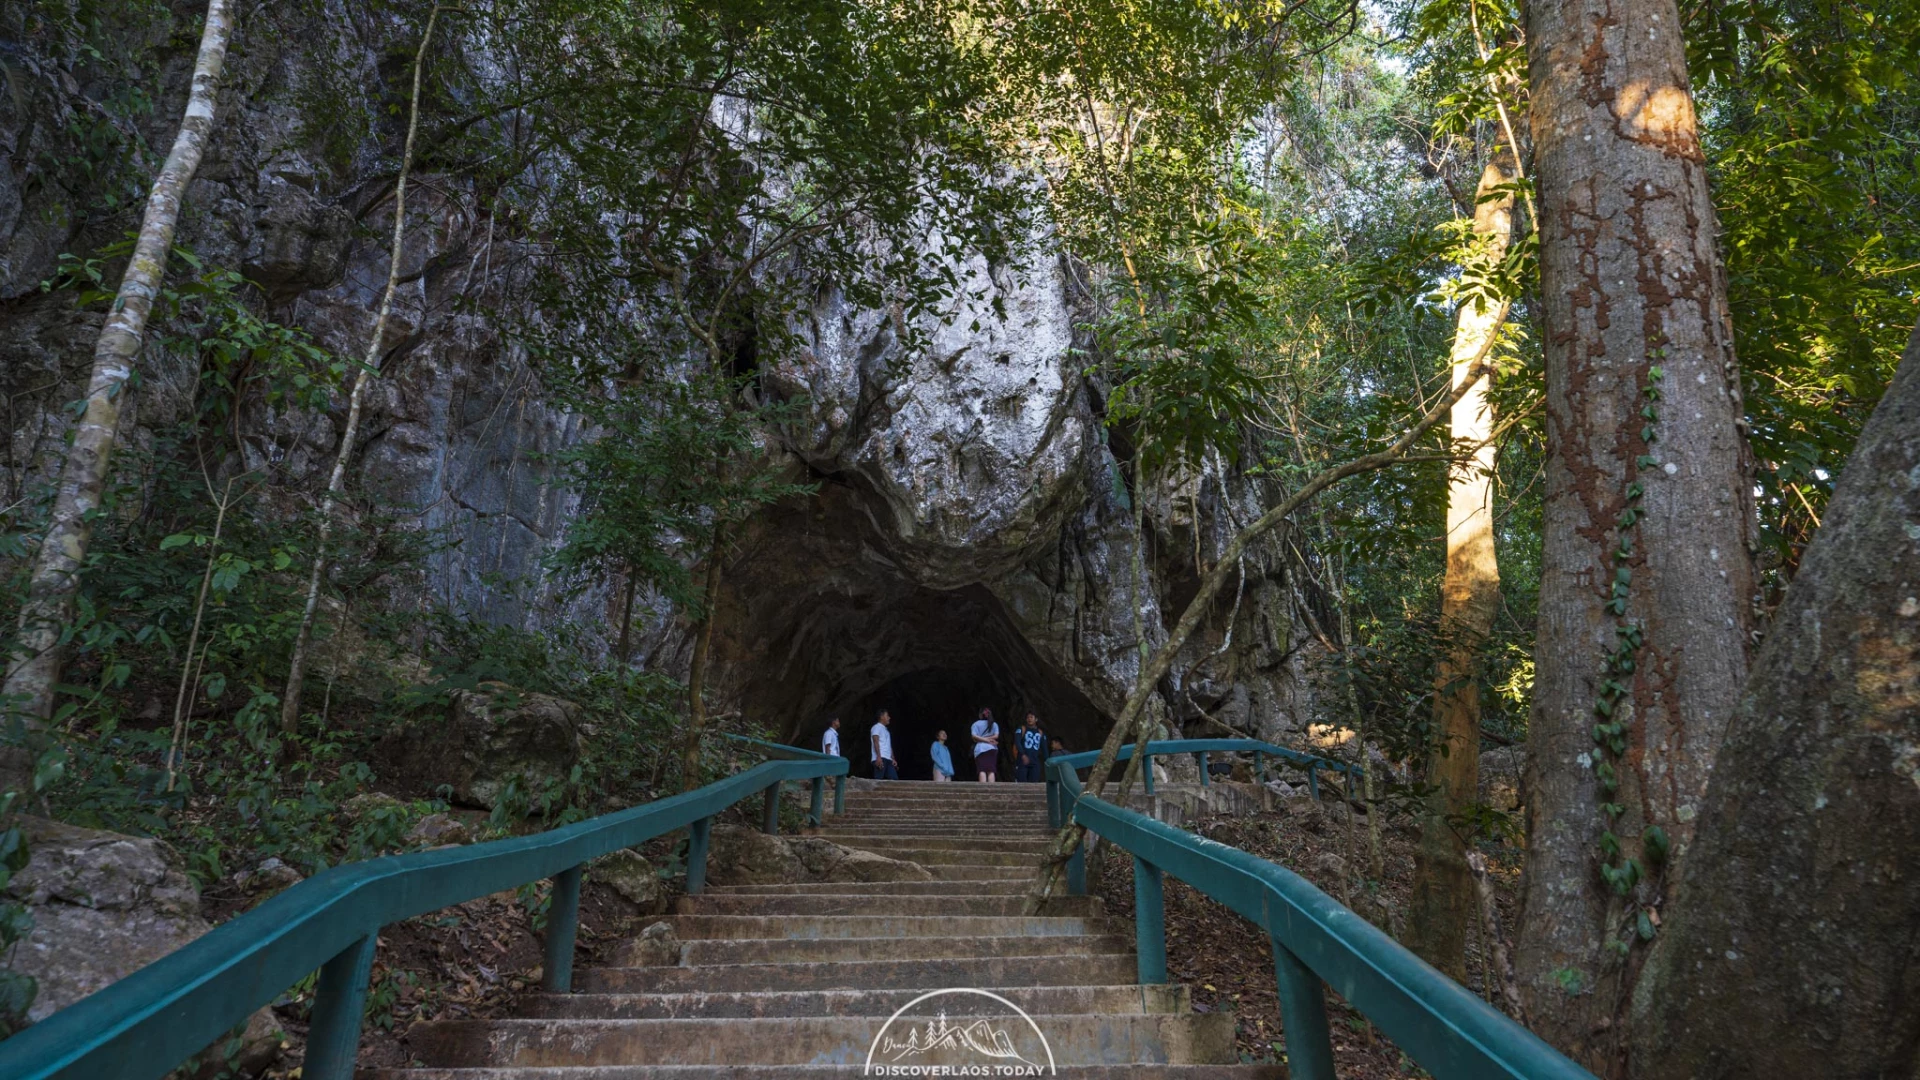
1,0,1917,1075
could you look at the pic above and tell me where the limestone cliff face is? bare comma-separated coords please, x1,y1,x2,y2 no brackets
0,7,1316,755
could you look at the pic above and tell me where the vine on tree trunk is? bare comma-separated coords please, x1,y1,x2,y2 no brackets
1591,355,1672,947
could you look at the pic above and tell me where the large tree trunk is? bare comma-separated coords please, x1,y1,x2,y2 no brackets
2,0,235,788
1407,157,1514,981
1519,0,1758,1069
1630,322,1920,1079
279,4,439,736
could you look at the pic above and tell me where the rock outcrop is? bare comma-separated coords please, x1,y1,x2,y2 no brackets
377,686,584,809
1,5,1320,777
3,819,282,1074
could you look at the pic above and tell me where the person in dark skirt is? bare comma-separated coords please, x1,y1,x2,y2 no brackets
970,707,1000,782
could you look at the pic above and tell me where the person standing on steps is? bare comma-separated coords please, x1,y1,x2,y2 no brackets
930,729,954,782
821,717,841,758
1014,712,1047,783
971,707,1000,783
870,710,898,780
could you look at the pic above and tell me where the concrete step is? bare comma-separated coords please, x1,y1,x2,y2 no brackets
662,914,1109,940
819,821,1052,835
402,1012,1240,1067
810,833,1056,853
675,893,1101,917
914,861,1035,880
575,953,1141,993
660,932,1134,965
703,879,1031,896
851,849,1047,868
364,1066,1287,1078
516,983,1188,1019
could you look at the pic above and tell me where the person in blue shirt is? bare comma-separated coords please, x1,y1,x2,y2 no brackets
929,730,954,782
1014,712,1048,782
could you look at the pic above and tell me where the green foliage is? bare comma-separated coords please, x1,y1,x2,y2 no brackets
1684,0,1920,579
548,375,816,631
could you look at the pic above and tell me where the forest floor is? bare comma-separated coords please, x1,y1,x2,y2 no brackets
1091,795,1525,1076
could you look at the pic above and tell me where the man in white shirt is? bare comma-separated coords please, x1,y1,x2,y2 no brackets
870,711,898,780
970,707,1000,783
821,717,841,757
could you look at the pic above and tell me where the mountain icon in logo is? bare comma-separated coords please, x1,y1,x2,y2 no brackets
864,988,1056,1075
881,1010,1038,1067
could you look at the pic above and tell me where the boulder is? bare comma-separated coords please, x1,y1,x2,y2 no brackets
1478,746,1525,812
591,850,667,914
405,813,473,848
233,857,304,899
4,819,282,1075
377,685,583,809
631,920,682,966
705,825,930,886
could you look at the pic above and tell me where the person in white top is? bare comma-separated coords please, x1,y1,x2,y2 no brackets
821,717,841,756
970,707,1000,783
870,710,898,780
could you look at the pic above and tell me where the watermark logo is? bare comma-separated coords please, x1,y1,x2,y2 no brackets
863,988,1056,1076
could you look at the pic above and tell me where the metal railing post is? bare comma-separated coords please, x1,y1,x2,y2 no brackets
1133,856,1167,984
304,934,378,1080
542,864,582,992
1066,837,1087,895
1046,776,1060,828
1271,934,1336,1080
763,781,781,834
1307,762,1320,801
687,816,713,895
1143,752,1156,795
1197,751,1210,786
834,775,846,815
1255,750,1265,783
809,776,825,826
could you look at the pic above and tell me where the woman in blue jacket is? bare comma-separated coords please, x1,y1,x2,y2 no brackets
929,730,955,781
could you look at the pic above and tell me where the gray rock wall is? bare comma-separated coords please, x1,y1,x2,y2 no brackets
0,6,1318,753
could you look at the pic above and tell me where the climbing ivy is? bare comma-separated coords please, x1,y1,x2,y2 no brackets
1591,357,1673,944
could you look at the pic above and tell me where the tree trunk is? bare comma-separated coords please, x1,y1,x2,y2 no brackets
1408,157,1515,981
279,4,439,736
1630,322,1920,1079
1519,0,1757,1068
679,529,726,791
1,0,234,790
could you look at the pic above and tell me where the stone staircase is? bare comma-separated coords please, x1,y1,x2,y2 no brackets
369,780,1283,1077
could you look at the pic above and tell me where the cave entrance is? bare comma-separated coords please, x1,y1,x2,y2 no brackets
849,666,1022,781
708,484,1115,775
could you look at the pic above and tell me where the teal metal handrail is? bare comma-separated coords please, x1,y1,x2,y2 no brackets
1046,738,1592,1080
0,743,847,1080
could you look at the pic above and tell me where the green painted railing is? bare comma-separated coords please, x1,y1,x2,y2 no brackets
0,743,847,1080
1046,738,1593,1080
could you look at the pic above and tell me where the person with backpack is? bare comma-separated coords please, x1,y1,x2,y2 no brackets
1014,712,1048,783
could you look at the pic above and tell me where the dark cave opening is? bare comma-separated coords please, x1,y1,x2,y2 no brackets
712,483,1117,778
844,664,1065,781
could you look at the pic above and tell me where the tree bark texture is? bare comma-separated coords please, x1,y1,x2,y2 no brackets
2,0,234,786
1519,0,1757,1068
1629,322,1920,1080
279,4,439,735
1408,158,1514,981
